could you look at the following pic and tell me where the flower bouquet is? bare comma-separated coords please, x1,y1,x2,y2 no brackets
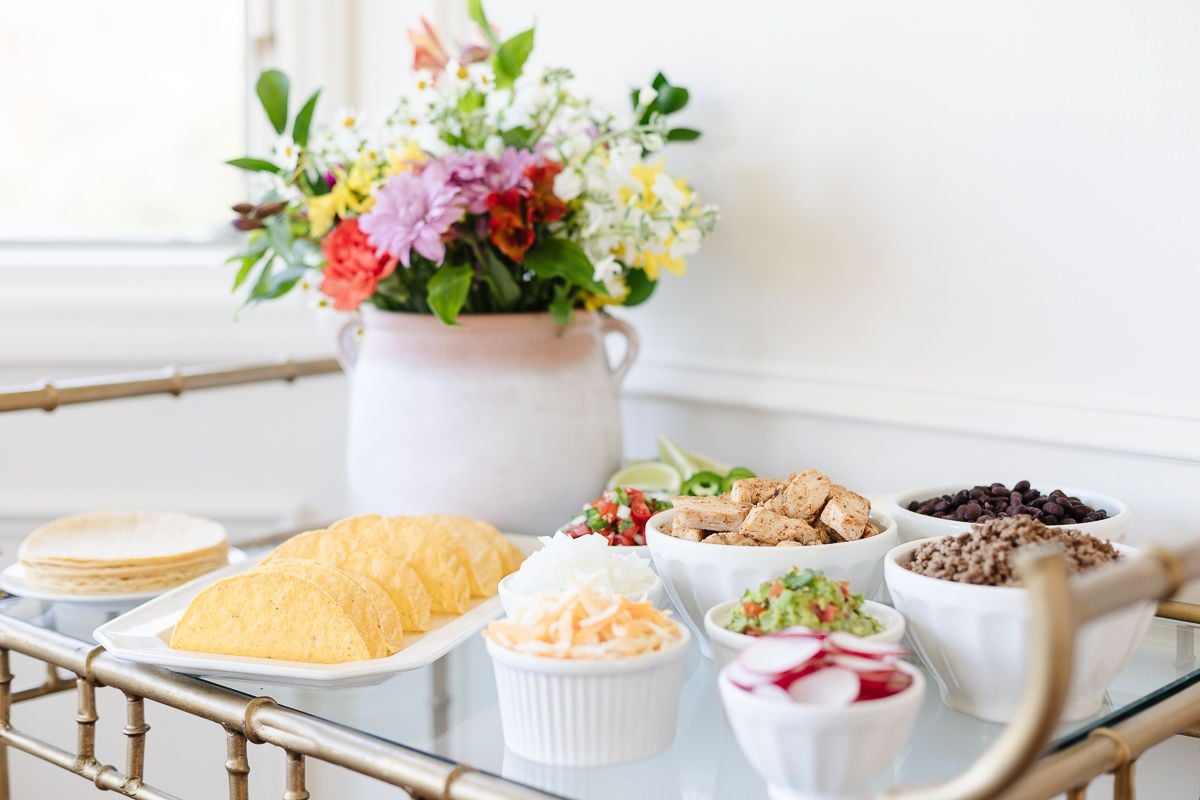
226,0,718,326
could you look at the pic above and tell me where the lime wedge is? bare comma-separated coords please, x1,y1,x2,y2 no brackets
606,461,682,494
657,434,731,479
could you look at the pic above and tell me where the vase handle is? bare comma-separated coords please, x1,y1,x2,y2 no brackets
335,316,361,373
600,315,639,388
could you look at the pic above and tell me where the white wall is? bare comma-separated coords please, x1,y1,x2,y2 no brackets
2,1,1200,798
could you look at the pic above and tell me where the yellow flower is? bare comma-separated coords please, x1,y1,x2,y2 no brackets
386,141,425,176
636,248,686,280
582,285,629,310
306,180,358,237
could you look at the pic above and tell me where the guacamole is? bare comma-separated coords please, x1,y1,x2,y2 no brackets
726,568,882,637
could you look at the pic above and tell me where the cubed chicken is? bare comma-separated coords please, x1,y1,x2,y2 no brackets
730,477,787,505
672,496,750,532
738,506,827,545
765,469,832,522
819,484,872,541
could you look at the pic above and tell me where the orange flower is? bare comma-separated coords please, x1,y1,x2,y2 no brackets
319,218,398,310
525,161,567,223
487,189,536,262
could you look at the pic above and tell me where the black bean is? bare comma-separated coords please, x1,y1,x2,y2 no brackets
1043,515,1058,525
1043,501,1065,517
1075,504,1094,517
1060,517,1077,525
1030,497,1046,508
1013,480,1031,493
963,502,982,521
969,487,987,500
1023,489,1039,502
934,500,950,513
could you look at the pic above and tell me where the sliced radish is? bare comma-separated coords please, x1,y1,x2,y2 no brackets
827,631,906,658
775,626,825,639
830,653,897,675
785,667,860,706
738,637,822,675
751,683,793,703
725,660,774,689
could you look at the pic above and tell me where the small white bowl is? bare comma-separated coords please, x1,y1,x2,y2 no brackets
646,509,899,650
885,538,1153,723
704,599,906,672
486,624,691,766
496,571,664,618
719,661,925,800
887,483,1130,544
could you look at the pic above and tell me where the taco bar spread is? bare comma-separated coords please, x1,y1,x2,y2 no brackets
668,469,882,546
169,514,524,664
18,511,229,595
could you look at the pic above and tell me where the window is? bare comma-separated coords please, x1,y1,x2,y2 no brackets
0,1,249,243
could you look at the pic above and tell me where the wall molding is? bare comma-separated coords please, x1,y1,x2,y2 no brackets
4,258,1196,463
624,356,1200,465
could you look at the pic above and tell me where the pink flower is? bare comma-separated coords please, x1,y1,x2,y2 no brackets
444,148,537,214
360,161,465,268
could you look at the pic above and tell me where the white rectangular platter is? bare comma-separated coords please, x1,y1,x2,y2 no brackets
94,534,539,688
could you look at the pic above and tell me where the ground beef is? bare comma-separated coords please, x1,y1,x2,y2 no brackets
904,515,1118,586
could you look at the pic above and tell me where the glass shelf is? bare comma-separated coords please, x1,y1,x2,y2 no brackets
3,594,1197,800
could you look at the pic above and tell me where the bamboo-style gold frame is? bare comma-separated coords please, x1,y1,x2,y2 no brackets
3,358,1200,799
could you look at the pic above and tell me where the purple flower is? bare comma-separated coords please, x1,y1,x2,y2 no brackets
444,148,536,214
360,161,465,268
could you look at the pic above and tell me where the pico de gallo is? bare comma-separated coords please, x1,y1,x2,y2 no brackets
726,567,882,637
561,487,672,546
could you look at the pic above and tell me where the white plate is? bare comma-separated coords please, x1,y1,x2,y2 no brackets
94,535,540,688
0,548,249,612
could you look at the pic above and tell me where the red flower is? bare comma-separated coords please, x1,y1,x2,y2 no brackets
319,218,398,310
525,161,567,223
487,189,536,262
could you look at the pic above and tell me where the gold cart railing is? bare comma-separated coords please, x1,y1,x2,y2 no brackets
3,358,1200,800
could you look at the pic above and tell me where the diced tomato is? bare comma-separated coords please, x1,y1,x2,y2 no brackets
595,499,618,522
769,580,784,598
743,602,765,617
565,522,591,538
818,604,840,623
839,581,850,599
630,497,651,522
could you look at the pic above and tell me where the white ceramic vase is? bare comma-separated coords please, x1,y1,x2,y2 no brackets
336,307,638,534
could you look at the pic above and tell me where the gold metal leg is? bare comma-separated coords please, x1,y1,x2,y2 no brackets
0,649,11,800
283,751,309,800
123,693,149,787
225,728,250,800
75,677,98,769
1066,786,1088,800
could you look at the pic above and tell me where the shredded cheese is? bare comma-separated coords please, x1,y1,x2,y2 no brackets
485,575,681,659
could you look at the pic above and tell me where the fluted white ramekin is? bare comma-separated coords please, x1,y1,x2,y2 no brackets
719,662,924,800
485,625,691,766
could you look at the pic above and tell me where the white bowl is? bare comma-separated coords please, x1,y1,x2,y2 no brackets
486,624,691,766
646,509,899,651
704,599,906,673
887,483,1130,544
496,571,664,618
884,538,1153,723
719,662,924,800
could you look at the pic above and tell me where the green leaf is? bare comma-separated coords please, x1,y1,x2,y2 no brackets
263,264,308,299
256,70,290,134
292,89,321,146
549,284,573,326
264,215,296,266
524,237,606,295
467,0,499,46
623,267,657,307
225,231,269,262
426,264,473,325
651,72,668,90
493,27,535,89
226,157,282,174
655,85,689,115
457,89,485,114
500,126,534,148
231,252,264,291
667,127,702,142
482,248,521,309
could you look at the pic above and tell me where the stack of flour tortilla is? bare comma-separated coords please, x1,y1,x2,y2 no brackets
18,511,229,595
